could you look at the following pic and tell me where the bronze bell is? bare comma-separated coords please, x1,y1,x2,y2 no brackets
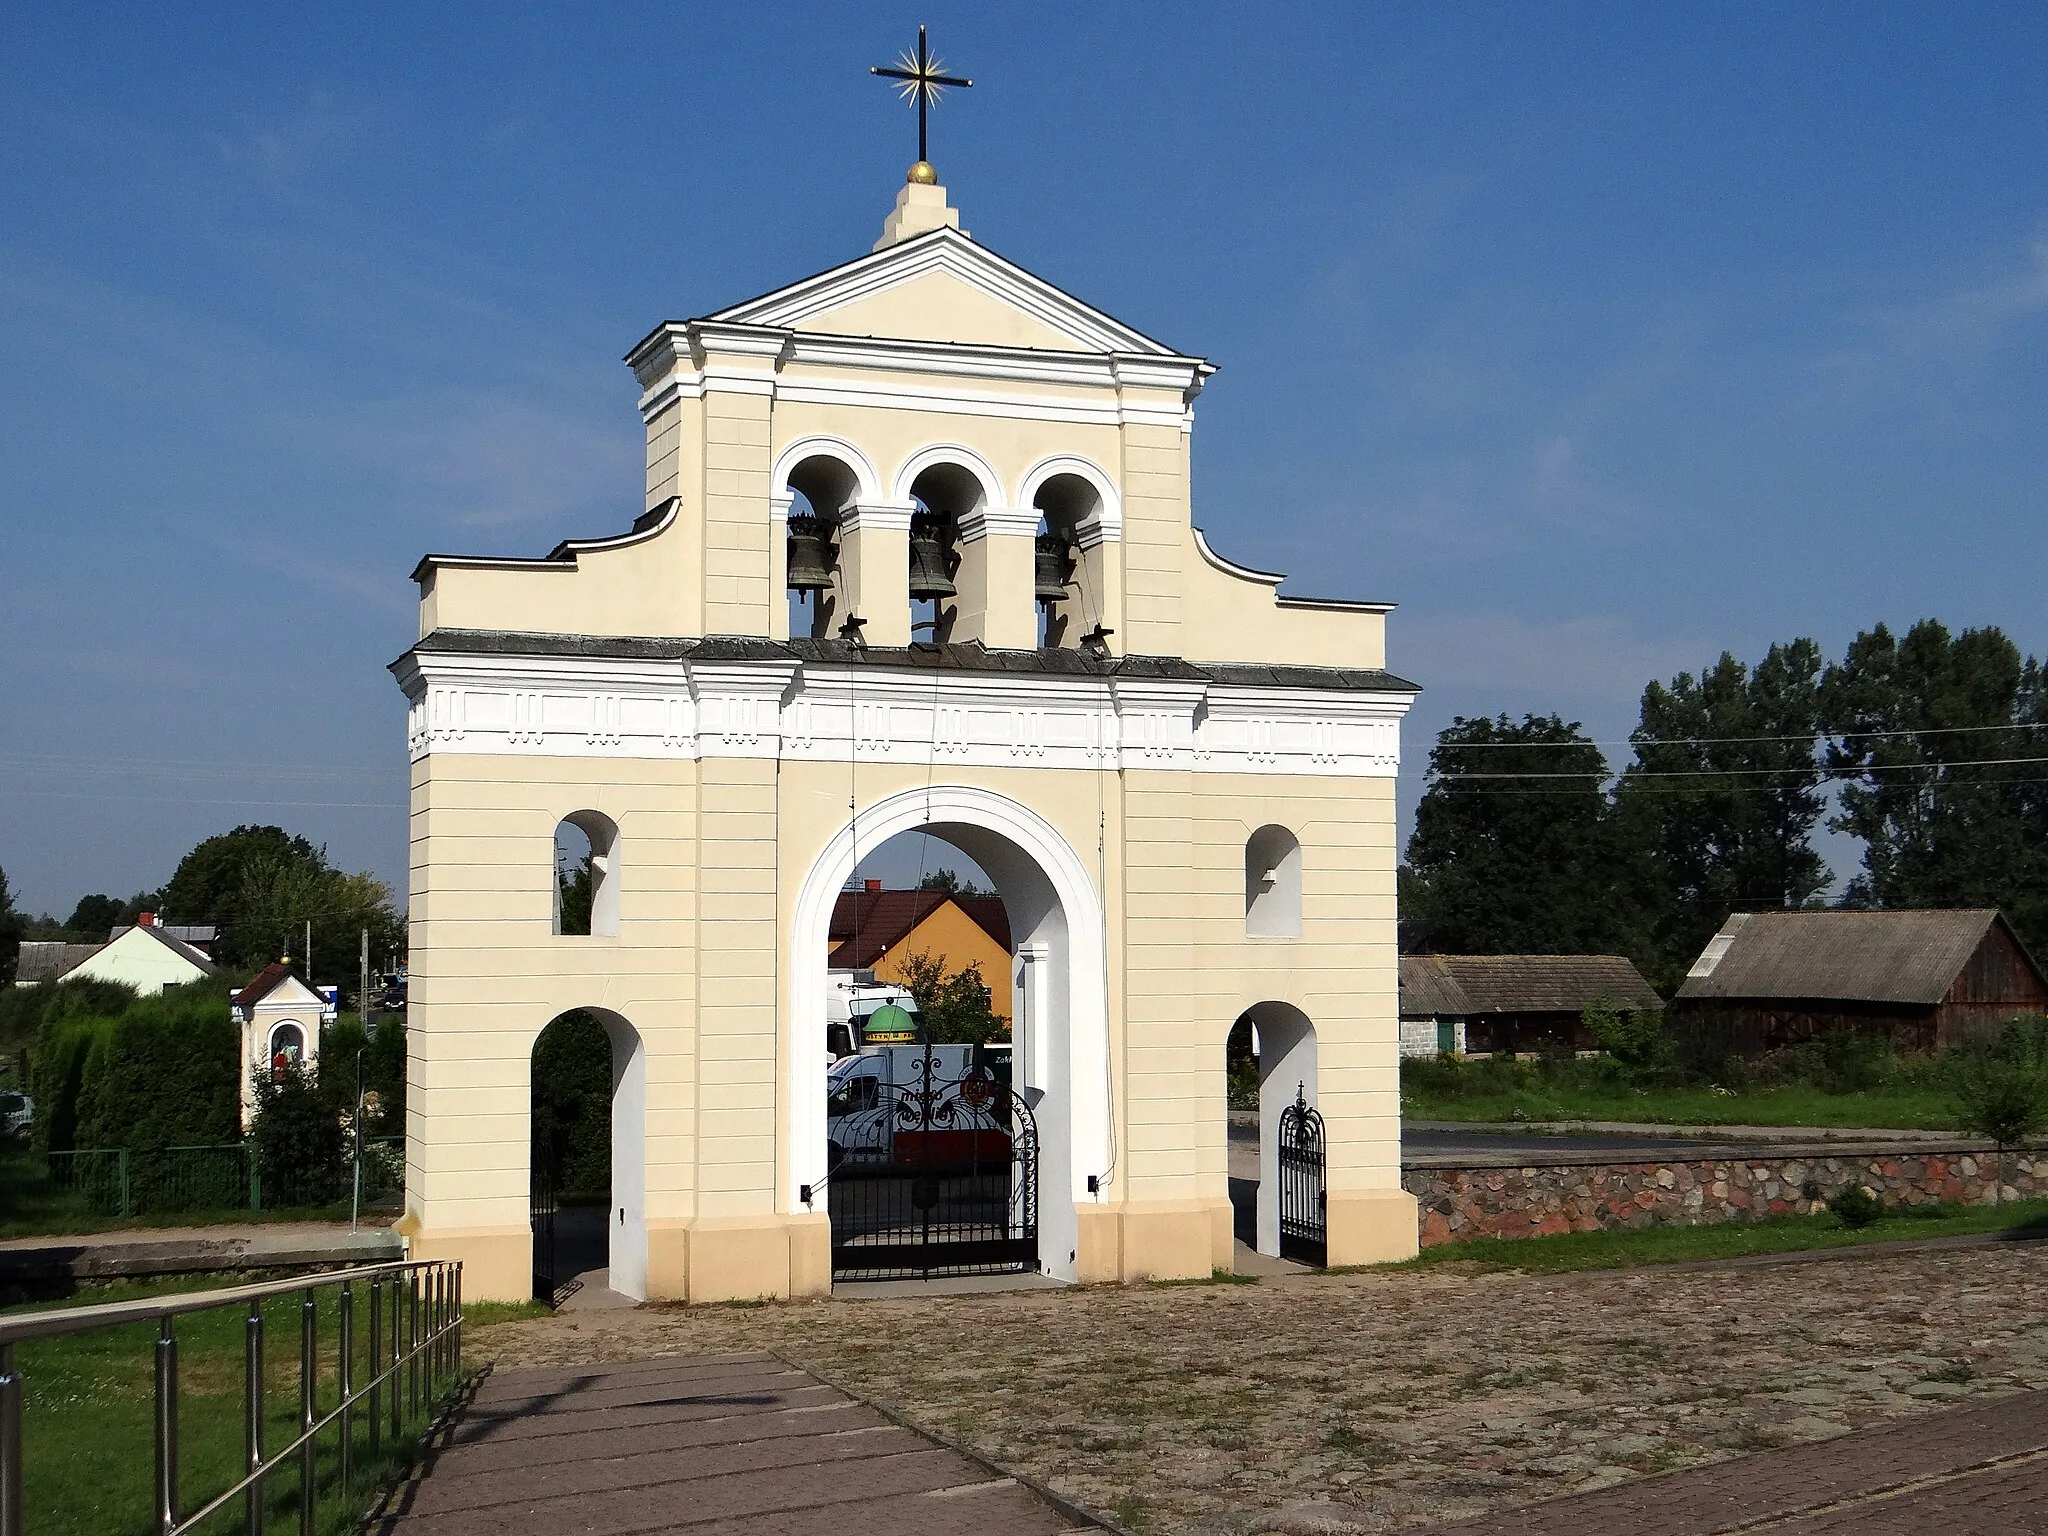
907,511,956,600
1034,532,1075,604
785,513,835,594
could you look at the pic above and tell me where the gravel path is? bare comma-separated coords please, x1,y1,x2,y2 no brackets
464,1244,2048,1534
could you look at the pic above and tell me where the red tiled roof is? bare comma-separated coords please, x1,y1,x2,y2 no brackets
828,890,1012,971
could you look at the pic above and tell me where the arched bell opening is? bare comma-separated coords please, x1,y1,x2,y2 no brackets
1030,473,1099,649
784,454,860,640
907,463,981,643
529,1007,647,1303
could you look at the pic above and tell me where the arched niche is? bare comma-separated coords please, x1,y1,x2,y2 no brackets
1245,824,1303,939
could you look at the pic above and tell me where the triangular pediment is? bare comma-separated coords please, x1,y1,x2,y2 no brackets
708,228,1186,357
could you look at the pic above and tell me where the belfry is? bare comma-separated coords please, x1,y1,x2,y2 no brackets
393,89,1420,1300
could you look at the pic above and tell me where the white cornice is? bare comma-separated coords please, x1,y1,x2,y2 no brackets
398,651,1407,777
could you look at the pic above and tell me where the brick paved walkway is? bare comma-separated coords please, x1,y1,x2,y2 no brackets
371,1349,1095,1535
1440,1388,2048,1535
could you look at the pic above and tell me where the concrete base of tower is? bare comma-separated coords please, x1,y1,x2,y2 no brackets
645,1213,834,1303
1327,1188,1420,1266
1075,1197,1237,1283
398,1220,532,1303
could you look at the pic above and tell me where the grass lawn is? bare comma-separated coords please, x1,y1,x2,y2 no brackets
1,1275,541,1536
1400,1196,2048,1275
1401,1081,1962,1130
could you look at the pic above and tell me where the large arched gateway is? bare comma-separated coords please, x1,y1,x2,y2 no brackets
392,165,1420,1301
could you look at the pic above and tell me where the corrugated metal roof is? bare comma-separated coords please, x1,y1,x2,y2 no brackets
15,942,107,984
1675,908,2023,1005
1401,954,1663,1016
1398,956,1473,1017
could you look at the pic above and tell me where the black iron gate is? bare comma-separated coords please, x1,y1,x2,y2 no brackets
531,1138,558,1301
1277,1083,1327,1266
824,1043,1039,1280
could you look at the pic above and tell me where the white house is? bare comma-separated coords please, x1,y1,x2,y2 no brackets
16,915,217,996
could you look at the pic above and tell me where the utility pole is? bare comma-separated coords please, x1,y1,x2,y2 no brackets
360,928,371,1036
304,919,312,978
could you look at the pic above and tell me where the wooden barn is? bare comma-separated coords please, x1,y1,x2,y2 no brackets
1672,908,2048,1056
1399,954,1664,1057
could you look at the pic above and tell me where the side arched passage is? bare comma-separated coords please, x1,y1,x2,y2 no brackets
530,1007,646,1301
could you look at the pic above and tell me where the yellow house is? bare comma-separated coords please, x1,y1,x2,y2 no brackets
829,882,1014,1023
392,163,1418,1302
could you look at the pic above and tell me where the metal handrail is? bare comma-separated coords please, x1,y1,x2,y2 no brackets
0,1257,463,1536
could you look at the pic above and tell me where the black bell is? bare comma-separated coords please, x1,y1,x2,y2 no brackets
785,513,835,595
1035,532,1075,604
907,511,956,600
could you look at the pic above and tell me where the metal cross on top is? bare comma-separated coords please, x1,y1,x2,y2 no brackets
871,25,972,170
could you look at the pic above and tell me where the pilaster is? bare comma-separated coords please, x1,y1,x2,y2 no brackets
953,504,1039,650
836,501,915,646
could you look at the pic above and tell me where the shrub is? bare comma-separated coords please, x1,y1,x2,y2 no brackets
1583,1000,1665,1069
1830,1183,1885,1228
74,978,239,1152
249,1057,346,1206
1949,1022,2048,1203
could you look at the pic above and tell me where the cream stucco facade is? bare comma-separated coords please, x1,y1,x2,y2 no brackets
394,175,1419,1302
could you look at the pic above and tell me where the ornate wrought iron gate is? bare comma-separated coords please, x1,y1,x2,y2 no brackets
530,1140,558,1301
1277,1084,1327,1266
824,1043,1039,1280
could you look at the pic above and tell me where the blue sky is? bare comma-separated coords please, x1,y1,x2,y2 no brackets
4,5,2047,917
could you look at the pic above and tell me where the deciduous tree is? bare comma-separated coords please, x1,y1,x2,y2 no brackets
1823,620,2048,953
1616,640,1830,989
1404,715,1645,957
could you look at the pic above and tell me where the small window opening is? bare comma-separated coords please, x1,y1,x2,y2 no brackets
555,812,620,937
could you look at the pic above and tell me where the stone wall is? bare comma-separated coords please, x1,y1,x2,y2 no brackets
1405,1144,2046,1247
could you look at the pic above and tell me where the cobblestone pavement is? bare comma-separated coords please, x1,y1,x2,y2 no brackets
465,1244,2048,1534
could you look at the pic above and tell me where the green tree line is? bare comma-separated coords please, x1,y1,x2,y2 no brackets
1405,619,2048,990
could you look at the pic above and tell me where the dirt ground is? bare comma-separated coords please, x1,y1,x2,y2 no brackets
465,1245,2048,1535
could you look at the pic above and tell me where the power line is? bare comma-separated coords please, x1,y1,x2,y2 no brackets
1430,754,2048,781
1428,721,2048,750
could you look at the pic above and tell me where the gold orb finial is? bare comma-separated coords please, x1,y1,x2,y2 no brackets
907,160,937,185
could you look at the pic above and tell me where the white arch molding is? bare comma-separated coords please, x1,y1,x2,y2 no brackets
1016,454,1124,543
788,783,1109,1283
890,442,1005,511
770,434,884,510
